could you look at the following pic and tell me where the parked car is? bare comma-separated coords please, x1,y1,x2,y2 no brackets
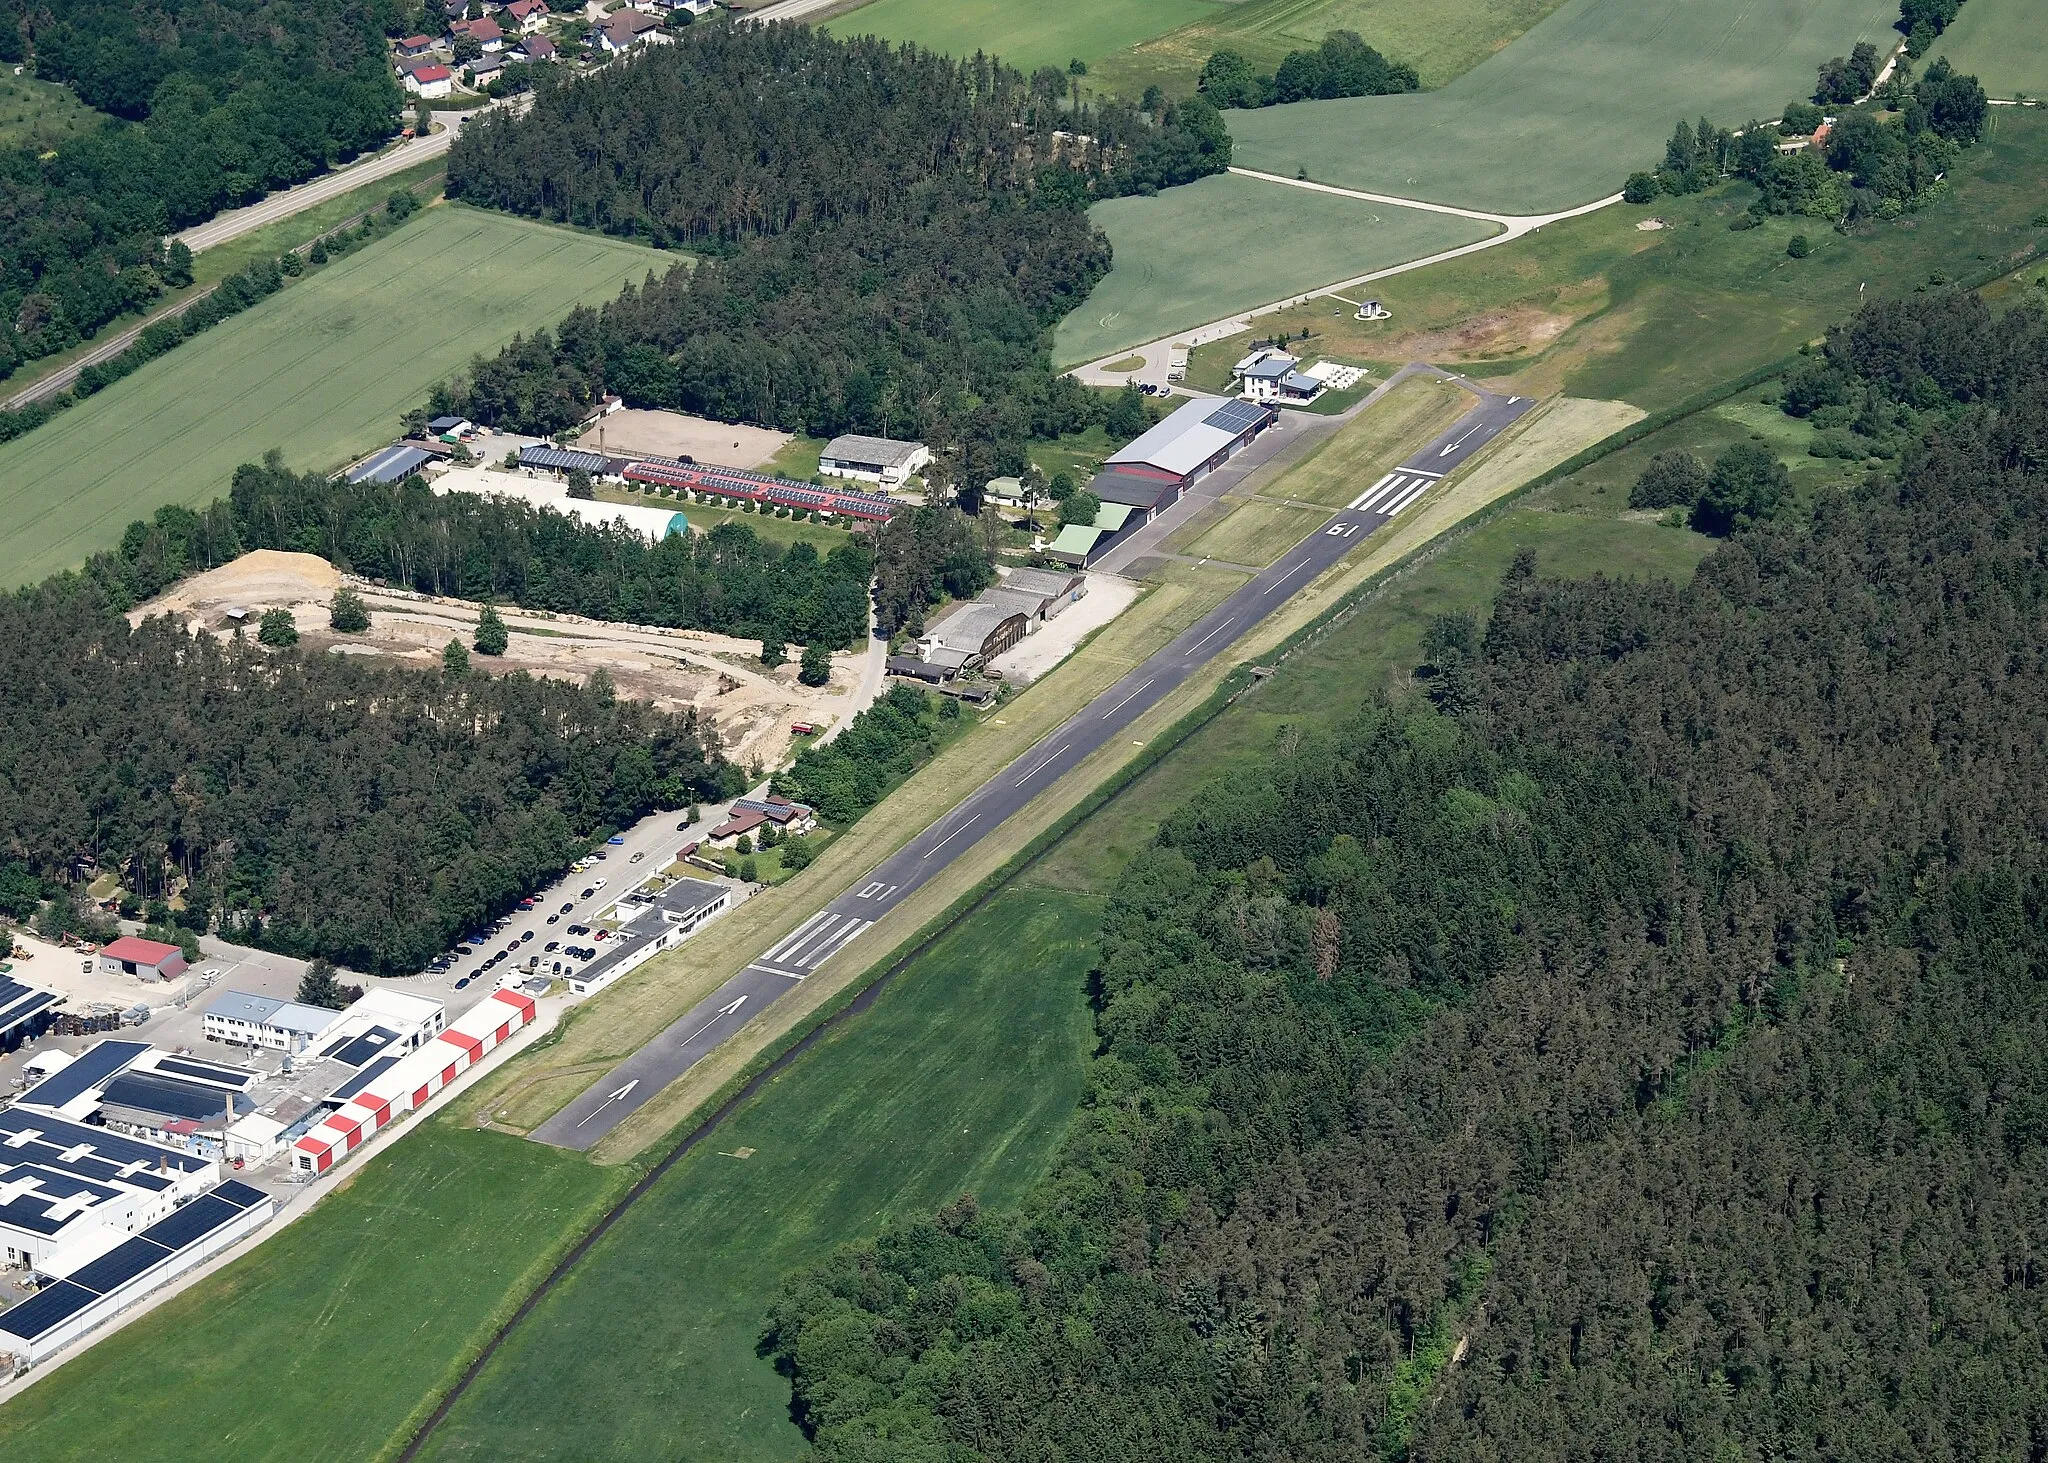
568,923,590,936
520,930,534,943
454,945,473,956
607,835,626,846
591,878,606,890
580,887,594,899
544,940,560,953
560,902,573,913
455,976,471,989
547,914,559,925
630,851,645,863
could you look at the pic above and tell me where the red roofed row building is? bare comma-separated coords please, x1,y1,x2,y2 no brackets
291,987,537,1176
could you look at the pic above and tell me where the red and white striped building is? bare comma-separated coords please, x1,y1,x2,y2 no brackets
291,988,536,1176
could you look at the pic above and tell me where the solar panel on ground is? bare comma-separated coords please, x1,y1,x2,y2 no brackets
328,1053,400,1101
64,1236,174,1296
137,1194,239,1250
209,1179,268,1210
15,1040,148,1111
152,1057,254,1088
0,1280,98,1340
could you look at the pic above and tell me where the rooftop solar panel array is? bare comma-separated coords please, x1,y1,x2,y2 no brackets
151,1056,254,1089
328,1026,401,1068
14,1040,149,1111
0,1279,98,1340
138,1194,240,1251
100,1072,250,1123
0,1180,273,1343
0,976,57,1034
1204,399,1272,436
520,445,612,473
0,1109,209,1182
63,1236,173,1295
328,1053,400,1101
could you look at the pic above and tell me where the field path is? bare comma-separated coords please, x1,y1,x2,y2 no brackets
1072,169,1620,388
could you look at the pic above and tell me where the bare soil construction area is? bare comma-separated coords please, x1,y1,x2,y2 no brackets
583,409,791,468
136,551,861,768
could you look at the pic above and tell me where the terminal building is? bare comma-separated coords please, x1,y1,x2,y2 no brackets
566,877,734,998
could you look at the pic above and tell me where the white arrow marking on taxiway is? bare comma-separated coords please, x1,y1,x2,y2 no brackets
576,1080,639,1127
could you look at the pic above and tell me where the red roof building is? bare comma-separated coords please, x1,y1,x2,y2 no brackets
99,936,188,981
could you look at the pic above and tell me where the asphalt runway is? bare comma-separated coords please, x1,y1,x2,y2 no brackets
532,386,1534,1149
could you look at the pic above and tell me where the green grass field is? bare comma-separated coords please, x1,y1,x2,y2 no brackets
1228,0,1904,212
1053,172,1490,366
824,0,1224,73
0,204,669,589
1188,108,2048,412
1926,0,2048,99
0,1127,621,1462
0,70,99,148
1091,0,1569,99
413,890,1098,1462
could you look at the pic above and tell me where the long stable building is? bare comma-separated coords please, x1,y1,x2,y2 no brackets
621,458,898,524
291,988,536,1177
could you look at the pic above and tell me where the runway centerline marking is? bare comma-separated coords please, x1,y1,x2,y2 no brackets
921,814,981,858
1187,616,1237,653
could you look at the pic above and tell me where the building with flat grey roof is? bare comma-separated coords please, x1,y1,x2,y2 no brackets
819,435,931,489
201,991,342,1052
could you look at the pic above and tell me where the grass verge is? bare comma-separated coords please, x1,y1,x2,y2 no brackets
411,889,1100,1462
0,1126,624,1463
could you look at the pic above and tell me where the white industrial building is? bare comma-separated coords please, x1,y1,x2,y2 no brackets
818,434,930,489
567,878,733,997
202,991,342,1052
0,1107,271,1366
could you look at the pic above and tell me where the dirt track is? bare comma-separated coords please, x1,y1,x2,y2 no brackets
136,551,858,767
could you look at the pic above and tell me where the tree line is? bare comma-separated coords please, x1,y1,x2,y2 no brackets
0,0,401,381
1197,31,1419,110
762,289,2048,1459
776,684,956,827
429,27,1231,487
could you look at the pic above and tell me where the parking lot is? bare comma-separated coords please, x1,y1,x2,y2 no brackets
1,802,746,1105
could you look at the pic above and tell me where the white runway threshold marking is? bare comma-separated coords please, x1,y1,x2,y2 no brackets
855,881,898,901
1383,476,1435,515
762,910,835,965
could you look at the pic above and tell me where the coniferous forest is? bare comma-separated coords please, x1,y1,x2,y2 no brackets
433,27,1231,475
766,292,2048,1460
0,574,733,976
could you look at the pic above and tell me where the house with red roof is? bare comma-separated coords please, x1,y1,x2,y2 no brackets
450,15,506,51
403,62,455,99
396,34,437,57
503,0,549,32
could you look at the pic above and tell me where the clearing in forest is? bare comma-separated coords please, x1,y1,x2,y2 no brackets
1053,171,1490,367
1227,0,1905,213
0,204,669,589
822,0,1223,74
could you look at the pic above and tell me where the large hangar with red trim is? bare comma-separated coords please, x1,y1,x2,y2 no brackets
291,988,537,1177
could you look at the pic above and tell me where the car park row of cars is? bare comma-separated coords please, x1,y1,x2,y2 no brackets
423,846,623,990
